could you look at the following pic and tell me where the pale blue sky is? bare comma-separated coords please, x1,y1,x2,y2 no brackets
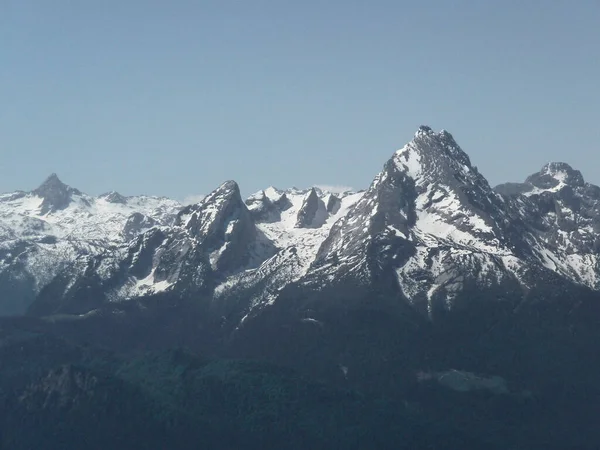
1,1,599,201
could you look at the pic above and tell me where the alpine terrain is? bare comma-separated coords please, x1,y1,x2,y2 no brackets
2,126,600,449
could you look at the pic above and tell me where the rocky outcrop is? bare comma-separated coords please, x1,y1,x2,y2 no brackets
295,188,328,228
33,174,82,214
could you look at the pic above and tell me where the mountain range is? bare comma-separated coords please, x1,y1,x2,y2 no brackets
2,126,600,447
2,126,599,319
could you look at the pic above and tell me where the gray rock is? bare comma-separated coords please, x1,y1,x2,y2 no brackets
123,213,157,241
295,188,328,228
32,174,82,214
326,194,341,214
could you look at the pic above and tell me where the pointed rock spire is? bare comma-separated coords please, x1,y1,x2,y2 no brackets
326,194,342,214
32,173,81,214
315,127,512,268
183,180,247,238
295,188,328,228
175,179,276,273
405,126,472,172
34,173,66,193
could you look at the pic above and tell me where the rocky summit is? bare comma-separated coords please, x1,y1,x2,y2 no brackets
2,127,600,448
3,127,600,323
2,127,597,318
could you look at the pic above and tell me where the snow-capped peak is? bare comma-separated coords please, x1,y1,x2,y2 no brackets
34,173,69,192
32,173,82,214
0,175,182,314
100,191,128,204
179,180,248,238
387,127,506,251
171,179,282,274
311,127,525,316
3,126,600,322
295,188,328,229
526,162,585,190
395,126,473,181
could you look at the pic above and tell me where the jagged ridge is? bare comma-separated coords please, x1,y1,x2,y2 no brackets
2,127,600,320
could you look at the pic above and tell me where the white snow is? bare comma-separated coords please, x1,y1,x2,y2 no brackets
0,191,180,243
395,144,423,178
254,189,363,280
3,129,599,320
0,188,181,302
213,188,364,309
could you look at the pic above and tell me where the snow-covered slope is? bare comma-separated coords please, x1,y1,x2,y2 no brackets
496,162,600,289
295,126,599,318
4,126,600,323
29,182,365,317
0,174,179,243
211,187,364,318
249,186,363,276
30,180,281,314
0,174,181,314
279,127,525,317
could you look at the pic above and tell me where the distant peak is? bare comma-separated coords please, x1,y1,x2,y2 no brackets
540,162,576,175
101,191,128,204
32,173,80,214
413,126,459,145
397,127,471,173
295,187,327,228
36,173,66,190
181,179,258,258
526,162,584,188
33,173,70,196
215,180,241,196
197,180,243,209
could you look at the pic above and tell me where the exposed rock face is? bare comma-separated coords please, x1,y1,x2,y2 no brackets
9,127,600,322
33,174,82,214
0,175,181,315
245,190,293,223
179,180,270,272
30,180,278,314
123,212,158,240
325,194,342,215
496,161,600,286
527,162,585,190
0,126,598,349
304,127,533,320
295,188,328,228
245,191,279,223
2,127,600,450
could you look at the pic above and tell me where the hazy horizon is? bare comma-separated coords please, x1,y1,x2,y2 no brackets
4,125,598,205
2,1,599,201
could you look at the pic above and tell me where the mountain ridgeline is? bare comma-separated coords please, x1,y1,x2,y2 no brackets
1,127,600,448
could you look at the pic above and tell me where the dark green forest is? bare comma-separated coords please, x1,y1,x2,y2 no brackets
1,318,598,450
0,325,486,450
